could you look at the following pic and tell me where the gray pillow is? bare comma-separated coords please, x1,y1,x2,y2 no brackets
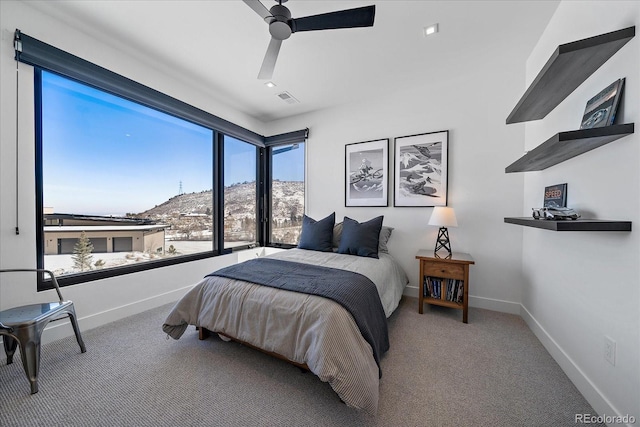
378,226,394,254
337,216,384,258
297,212,335,252
333,222,393,254
332,222,343,248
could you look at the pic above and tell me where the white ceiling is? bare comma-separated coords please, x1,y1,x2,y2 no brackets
27,0,559,123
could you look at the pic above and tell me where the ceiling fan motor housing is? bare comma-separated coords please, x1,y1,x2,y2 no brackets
268,4,292,40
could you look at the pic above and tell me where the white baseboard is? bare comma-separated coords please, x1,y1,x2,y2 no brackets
520,305,626,425
1,285,194,348
403,285,521,314
403,285,420,298
468,295,521,315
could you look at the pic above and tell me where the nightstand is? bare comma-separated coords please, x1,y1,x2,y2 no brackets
415,250,475,323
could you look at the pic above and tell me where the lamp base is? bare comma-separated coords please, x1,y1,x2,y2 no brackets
434,227,452,256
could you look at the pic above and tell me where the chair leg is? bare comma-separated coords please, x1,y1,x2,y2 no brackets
17,338,41,394
3,335,18,365
67,306,86,353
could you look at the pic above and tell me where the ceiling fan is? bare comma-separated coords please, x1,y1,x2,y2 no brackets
242,0,376,80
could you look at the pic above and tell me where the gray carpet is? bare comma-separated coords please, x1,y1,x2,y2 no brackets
0,297,603,426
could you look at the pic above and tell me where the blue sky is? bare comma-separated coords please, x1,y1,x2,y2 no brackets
42,72,304,216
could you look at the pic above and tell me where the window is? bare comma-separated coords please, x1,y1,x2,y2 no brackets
223,136,257,249
270,143,305,246
39,71,215,282
21,29,307,289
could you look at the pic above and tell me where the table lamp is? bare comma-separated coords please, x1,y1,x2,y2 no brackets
428,207,457,256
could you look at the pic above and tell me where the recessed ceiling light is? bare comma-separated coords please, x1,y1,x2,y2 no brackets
424,23,439,37
264,81,276,88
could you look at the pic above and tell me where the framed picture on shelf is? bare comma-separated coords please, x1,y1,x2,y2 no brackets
344,138,389,207
543,183,567,207
394,130,448,207
579,78,625,129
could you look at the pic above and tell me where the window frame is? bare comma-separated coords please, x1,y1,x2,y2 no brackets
221,134,261,252
264,143,306,249
35,68,230,289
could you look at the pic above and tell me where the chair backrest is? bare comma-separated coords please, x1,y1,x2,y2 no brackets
0,269,65,302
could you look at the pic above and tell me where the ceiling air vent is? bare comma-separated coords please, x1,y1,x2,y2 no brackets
276,91,300,105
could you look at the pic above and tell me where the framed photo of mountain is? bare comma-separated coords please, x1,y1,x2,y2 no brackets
544,183,567,208
580,78,625,129
345,139,389,207
394,130,448,207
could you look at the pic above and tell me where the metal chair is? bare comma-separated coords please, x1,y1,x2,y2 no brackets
0,269,86,394
0,322,12,334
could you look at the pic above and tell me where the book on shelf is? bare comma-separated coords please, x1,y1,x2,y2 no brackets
424,276,464,302
450,279,458,302
456,280,464,303
579,78,625,129
446,279,455,301
543,183,567,208
424,276,436,298
608,78,625,126
447,279,464,303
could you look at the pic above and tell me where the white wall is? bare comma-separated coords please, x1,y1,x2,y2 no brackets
519,1,639,422
263,31,528,315
0,1,256,343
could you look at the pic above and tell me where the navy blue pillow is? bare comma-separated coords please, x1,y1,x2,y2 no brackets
337,216,384,258
297,212,335,252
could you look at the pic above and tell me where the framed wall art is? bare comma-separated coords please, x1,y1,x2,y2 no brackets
345,138,389,207
394,130,448,207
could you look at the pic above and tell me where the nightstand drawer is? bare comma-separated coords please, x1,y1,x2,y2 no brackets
423,263,465,280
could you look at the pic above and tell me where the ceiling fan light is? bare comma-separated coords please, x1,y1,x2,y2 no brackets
270,20,292,40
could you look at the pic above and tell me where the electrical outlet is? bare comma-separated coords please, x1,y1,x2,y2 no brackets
604,336,616,366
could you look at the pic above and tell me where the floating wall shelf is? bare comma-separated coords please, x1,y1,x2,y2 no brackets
504,218,632,232
504,26,635,234
506,26,635,124
505,123,635,172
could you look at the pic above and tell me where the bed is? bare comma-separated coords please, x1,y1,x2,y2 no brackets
162,215,408,415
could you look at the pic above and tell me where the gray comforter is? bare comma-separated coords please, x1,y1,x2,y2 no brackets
162,249,408,415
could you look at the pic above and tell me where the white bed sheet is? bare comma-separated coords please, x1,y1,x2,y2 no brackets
266,248,408,318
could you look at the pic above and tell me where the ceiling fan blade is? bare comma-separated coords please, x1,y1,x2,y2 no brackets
258,38,282,79
290,5,375,33
242,0,272,21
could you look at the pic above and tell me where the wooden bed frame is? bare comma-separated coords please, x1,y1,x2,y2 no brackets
197,327,310,372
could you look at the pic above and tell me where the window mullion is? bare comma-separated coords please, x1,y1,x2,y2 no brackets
258,147,269,247
35,69,45,272
214,132,228,254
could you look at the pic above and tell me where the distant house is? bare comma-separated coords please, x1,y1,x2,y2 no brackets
43,213,168,255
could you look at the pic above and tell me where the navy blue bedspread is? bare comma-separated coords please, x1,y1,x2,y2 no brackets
207,257,389,376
